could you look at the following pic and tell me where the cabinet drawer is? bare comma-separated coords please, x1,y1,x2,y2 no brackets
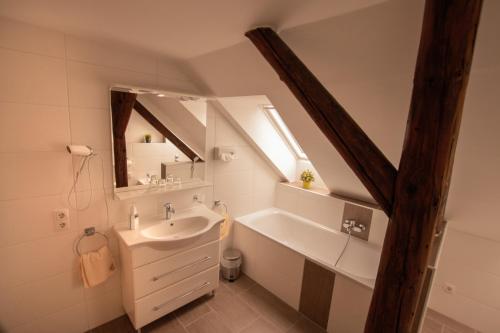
135,265,219,328
130,226,220,268
133,240,219,299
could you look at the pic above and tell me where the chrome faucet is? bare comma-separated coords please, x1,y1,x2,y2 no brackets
164,202,175,220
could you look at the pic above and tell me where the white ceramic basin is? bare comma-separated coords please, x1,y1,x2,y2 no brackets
114,205,224,246
141,216,210,240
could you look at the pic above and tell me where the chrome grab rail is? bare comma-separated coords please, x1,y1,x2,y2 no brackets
152,281,211,311
151,256,211,282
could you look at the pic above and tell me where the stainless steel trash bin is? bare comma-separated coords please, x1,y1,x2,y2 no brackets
221,249,242,282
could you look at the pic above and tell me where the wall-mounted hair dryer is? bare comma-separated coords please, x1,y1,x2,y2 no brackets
66,145,94,156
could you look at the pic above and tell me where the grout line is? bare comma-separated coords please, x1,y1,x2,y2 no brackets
235,314,261,333
0,45,66,59
183,308,214,329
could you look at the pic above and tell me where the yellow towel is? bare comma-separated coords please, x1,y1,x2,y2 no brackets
220,213,232,239
79,245,116,288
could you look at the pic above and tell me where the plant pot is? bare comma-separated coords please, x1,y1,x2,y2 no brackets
302,181,312,189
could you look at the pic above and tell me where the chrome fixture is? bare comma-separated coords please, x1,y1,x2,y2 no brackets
342,219,366,233
191,156,200,178
164,203,176,220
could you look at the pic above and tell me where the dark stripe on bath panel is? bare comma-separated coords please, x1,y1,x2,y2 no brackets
299,259,336,329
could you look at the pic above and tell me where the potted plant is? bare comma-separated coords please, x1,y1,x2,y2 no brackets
144,134,152,143
300,169,315,189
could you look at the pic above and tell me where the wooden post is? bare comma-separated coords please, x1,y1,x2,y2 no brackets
110,91,136,188
246,28,397,216
365,1,482,331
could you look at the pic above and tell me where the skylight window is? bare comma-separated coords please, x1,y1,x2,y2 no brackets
263,106,308,160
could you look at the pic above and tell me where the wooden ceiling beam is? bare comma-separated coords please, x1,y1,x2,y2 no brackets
246,27,397,216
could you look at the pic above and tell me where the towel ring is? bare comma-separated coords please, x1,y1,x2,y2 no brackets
76,227,109,256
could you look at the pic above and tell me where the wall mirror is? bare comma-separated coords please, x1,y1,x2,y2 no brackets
109,86,207,192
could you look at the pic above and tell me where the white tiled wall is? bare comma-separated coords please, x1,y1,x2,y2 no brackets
275,183,388,247
0,17,206,333
205,103,280,250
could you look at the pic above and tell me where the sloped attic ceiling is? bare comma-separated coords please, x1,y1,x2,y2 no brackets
0,0,387,59
188,0,424,203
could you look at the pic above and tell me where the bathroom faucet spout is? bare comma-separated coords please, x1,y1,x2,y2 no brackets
164,203,175,220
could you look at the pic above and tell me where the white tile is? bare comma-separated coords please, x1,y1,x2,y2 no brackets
0,18,66,58
0,231,78,289
0,102,70,153
214,170,253,199
296,189,344,231
368,209,388,246
233,223,261,282
65,35,157,74
0,152,73,201
435,260,500,311
11,302,89,333
429,284,499,333
274,184,299,214
440,228,500,277
0,195,76,247
107,193,159,225
67,61,156,109
72,150,113,192
252,231,305,309
75,190,112,232
328,274,372,333
85,287,124,329
0,48,67,105
0,270,84,329
69,107,111,150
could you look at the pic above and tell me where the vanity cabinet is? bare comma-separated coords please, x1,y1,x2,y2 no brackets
118,226,220,330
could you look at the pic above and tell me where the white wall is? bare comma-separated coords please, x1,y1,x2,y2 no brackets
0,17,207,333
205,102,280,238
187,1,500,331
275,183,387,247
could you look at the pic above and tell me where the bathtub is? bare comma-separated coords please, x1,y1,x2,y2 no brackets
236,207,382,288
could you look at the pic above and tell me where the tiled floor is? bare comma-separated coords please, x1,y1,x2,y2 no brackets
88,274,326,333
89,274,479,333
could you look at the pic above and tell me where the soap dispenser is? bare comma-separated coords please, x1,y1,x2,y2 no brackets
130,205,139,230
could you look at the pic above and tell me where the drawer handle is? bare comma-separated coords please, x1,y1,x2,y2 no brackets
152,256,211,282
152,281,211,311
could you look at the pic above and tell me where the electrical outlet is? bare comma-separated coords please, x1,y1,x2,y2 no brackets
443,283,456,294
53,209,70,232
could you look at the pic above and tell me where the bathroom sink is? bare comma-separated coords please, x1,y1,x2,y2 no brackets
114,205,224,246
141,216,210,240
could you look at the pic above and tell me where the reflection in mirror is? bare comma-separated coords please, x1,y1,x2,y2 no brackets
110,86,207,190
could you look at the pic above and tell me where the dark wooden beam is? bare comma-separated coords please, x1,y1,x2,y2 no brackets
110,91,137,188
366,1,482,332
133,100,203,162
245,27,397,216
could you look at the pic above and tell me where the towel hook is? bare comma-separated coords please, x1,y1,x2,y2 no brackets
75,227,109,256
